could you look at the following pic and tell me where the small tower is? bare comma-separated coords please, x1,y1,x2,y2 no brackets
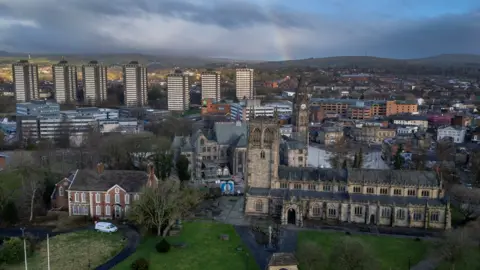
291,76,310,147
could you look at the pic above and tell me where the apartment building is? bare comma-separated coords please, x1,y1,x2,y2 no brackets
386,100,418,116
52,59,78,103
235,68,254,100
167,71,189,111
201,71,221,101
12,60,39,102
123,61,148,107
82,61,107,105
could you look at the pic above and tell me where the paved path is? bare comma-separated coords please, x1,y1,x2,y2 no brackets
410,257,442,270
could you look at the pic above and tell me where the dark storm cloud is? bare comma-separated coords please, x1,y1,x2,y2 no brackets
0,0,479,59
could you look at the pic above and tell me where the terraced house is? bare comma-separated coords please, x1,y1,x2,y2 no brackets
244,116,451,230
51,163,157,219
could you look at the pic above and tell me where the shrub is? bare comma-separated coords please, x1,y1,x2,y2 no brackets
0,237,28,264
131,258,149,270
155,238,171,253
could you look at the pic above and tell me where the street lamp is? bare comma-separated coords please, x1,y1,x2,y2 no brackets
20,227,27,270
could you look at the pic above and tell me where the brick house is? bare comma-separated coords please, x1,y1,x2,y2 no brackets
51,163,157,219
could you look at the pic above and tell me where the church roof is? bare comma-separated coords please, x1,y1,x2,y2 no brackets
278,166,347,182
347,169,439,188
213,122,247,145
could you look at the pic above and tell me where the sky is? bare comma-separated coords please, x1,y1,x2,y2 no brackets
0,0,479,60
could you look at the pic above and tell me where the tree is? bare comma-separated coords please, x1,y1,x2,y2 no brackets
393,144,405,169
440,228,474,269
356,148,364,168
17,165,46,222
328,237,379,270
449,184,480,223
328,137,349,169
151,150,174,181
297,241,326,270
128,179,203,236
176,155,190,182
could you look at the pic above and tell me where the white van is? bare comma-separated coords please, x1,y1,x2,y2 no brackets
95,222,118,233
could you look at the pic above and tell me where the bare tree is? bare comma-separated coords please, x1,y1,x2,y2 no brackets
128,179,203,236
296,241,326,270
328,137,350,169
328,237,379,270
440,228,475,270
16,162,46,222
449,184,480,222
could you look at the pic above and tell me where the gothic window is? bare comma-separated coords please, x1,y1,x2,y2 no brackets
407,190,416,196
381,208,391,218
251,128,261,148
396,209,406,220
394,189,402,195
308,184,316,190
421,190,430,197
260,151,265,159
430,211,440,222
380,188,388,195
237,152,243,165
200,138,205,146
294,183,302,189
413,211,423,221
354,206,363,216
328,208,336,217
366,187,374,194
312,204,321,216
353,186,361,193
280,182,288,189
263,128,274,147
255,200,263,212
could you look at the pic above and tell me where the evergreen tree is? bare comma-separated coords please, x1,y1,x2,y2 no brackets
176,155,191,182
357,148,364,169
393,144,405,170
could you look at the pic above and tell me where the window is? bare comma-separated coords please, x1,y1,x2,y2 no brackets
294,183,302,190
396,209,406,220
338,186,346,192
381,208,391,218
328,208,336,217
134,194,139,201
105,194,111,203
421,191,430,197
308,184,316,190
264,128,274,147
96,205,101,216
407,190,416,196
105,205,111,216
58,186,64,197
81,193,86,202
353,186,361,193
125,194,130,204
251,128,261,148
413,211,423,221
280,182,288,189
115,188,120,194
430,211,440,222
95,193,100,203
323,185,332,191
202,147,206,152
255,200,263,212
200,139,205,145
260,151,265,159
366,187,374,194
74,193,79,202
380,188,388,195
115,194,120,204
72,205,78,215
207,147,211,152
354,206,363,216
298,156,303,162
125,205,130,213
312,205,321,216
394,189,402,195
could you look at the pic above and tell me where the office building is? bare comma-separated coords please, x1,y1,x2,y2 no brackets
167,71,189,111
123,61,148,107
82,61,107,105
53,59,78,104
16,100,60,118
12,60,39,102
201,71,221,101
235,68,254,100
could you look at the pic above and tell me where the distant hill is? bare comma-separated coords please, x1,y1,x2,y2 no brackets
253,54,480,69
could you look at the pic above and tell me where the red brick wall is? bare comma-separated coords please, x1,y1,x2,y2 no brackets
52,178,71,210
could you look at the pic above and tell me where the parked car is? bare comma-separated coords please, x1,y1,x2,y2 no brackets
95,222,118,233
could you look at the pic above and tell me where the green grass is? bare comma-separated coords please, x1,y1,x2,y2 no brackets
7,230,125,270
298,231,432,270
114,222,259,270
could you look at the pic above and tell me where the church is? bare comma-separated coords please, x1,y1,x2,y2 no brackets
244,82,451,230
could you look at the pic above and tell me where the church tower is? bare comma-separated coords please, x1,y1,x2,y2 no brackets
291,77,310,146
246,117,280,189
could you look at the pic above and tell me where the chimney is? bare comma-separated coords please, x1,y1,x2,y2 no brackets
97,163,104,174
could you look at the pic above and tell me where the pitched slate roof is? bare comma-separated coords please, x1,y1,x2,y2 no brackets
347,169,439,187
278,166,347,182
213,122,247,145
69,169,149,192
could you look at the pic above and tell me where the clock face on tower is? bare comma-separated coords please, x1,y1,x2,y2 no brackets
300,104,307,110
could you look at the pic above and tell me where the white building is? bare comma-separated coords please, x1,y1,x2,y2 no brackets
123,61,148,107
82,61,107,105
201,71,221,101
396,125,418,135
53,59,78,104
391,115,428,129
167,71,189,111
437,126,466,143
235,68,254,100
12,60,39,102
